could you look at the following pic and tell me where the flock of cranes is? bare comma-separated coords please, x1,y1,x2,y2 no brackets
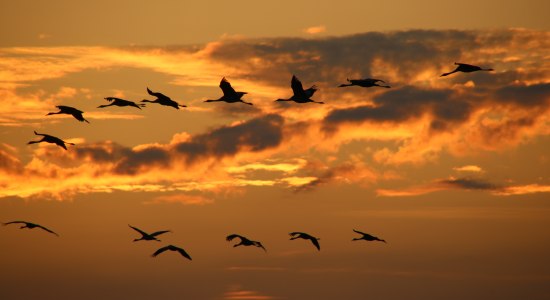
27,62,492,149
3,221,386,261
11,62,492,260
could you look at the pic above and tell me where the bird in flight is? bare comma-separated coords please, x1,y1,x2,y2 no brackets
440,62,494,77
338,78,390,88
3,221,59,236
275,75,323,104
152,245,192,260
352,229,386,243
226,234,266,252
27,131,75,150
141,88,187,109
128,224,171,242
46,105,90,123
289,232,320,251
204,77,253,105
99,97,145,109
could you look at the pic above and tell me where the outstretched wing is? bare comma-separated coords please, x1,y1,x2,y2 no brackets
152,245,171,257
150,230,171,237
353,229,367,236
147,87,167,99
57,105,83,114
226,234,243,242
255,241,267,252
174,247,192,260
219,77,236,96
128,224,148,236
36,224,59,236
3,221,28,226
310,238,320,251
104,97,123,102
455,62,474,67
291,75,306,98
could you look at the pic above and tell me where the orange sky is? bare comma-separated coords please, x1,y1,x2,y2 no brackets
1,2,550,300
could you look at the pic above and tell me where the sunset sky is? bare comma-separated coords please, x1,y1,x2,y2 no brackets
1,1,550,299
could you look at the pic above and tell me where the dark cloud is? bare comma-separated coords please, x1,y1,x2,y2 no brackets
175,114,284,163
64,114,285,175
114,146,170,175
203,29,547,89
495,83,550,107
439,178,501,191
322,86,472,132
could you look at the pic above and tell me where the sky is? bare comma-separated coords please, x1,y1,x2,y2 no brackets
1,1,550,299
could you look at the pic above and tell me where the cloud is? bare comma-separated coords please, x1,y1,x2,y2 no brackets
293,160,379,192
453,165,483,172
304,25,326,35
495,184,550,196
0,114,287,199
377,177,550,197
224,286,275,300
1,28,549,199
145,193,214,205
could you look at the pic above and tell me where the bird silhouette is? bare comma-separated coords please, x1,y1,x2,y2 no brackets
204,77,253,105
3,221,59,236
128,224,171,242
46,105,90,123
151,244,192,260
338,78,390,88
27,131,75,150
99,97,145,109
275,75,323,104
352,229,386,243
226,234,266,252
289,232,320,251
141,88,187,109
440,63,494,77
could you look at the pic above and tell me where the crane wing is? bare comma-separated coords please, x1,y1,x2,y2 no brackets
36,224,59,236
353,229,367,236
219,77,236,96
3,221,28,226
128,224,149,236
226,234,243,242
174,247,192,260
150,230,171,237
152,245,171,257
254,241,267,252
310,238,320,251
291,75,306,98
147,87,168,99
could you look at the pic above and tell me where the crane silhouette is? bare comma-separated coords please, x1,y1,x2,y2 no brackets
204,77,253,105
128,224,171,242
152,245,192,260
141,88,187,109
99,97,145,109
441,63,494,77
226,234,266,252
3,221,59,236
27,131,74,150
46,105,90,123
289,232,320,251
275,75,323,104
352,229,386,243
338,78,390,88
